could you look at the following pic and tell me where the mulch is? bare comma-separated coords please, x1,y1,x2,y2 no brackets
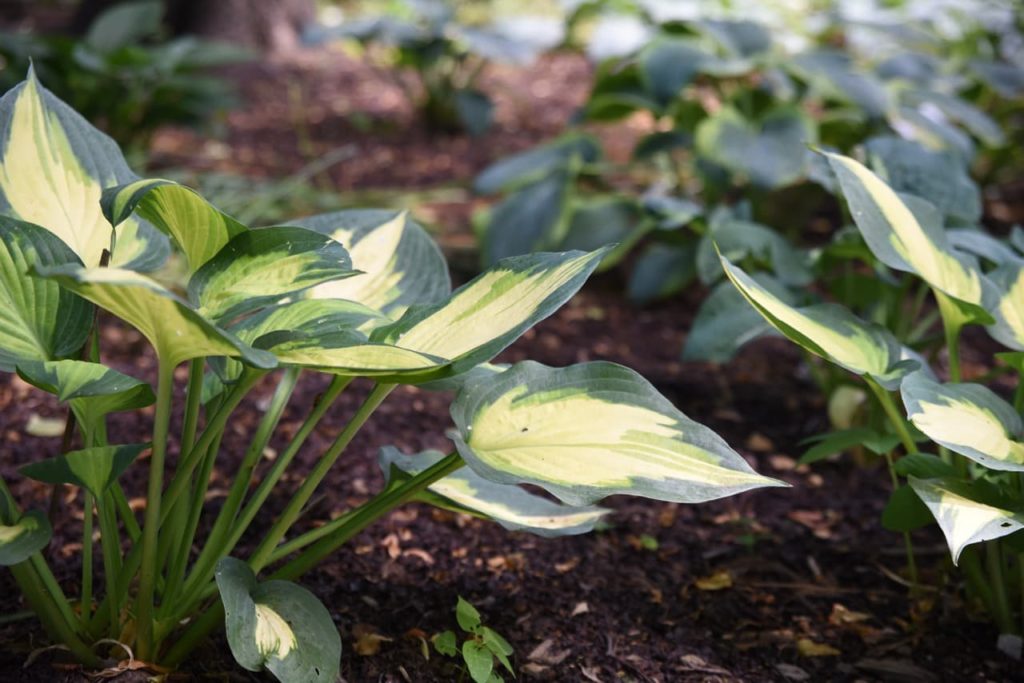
0,45,1020,683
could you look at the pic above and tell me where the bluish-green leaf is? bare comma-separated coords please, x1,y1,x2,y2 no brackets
0,510,51,566
474,134,600,195
19,444,148,497
482,170,572,265
216,557,341,683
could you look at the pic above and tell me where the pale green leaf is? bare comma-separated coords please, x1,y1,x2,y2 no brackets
909,476,1024,564
0,217,93,372
0,69,168,268
451,361,785,506
456,596,482,632
824,151,993,307
16,359,153,430
189,226,355,322
216,557,341,683
0,510,51,566
720,255,909,387
35,265,276,368
901,372,1024,471
101,178,247,275
380,447,608,537
291,209,451,318
463,641,494,683
19,443,148,497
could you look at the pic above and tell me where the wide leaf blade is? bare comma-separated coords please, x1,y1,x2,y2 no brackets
901,372,1024,471
0,510,52,566
380,447,609,537
20,444,148,498
189,226,356,323
450,361,785,506
35,265,276,368
216,557,341,683
0,217,93,372
290,209,451,318
16,359,154,427
377,249,606,376
909,476,1024,564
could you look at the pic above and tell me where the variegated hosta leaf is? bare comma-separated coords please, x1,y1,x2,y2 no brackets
380,447,608,537
0,69,169,269
720,255,910,388
0,510,52,566
216,557,341,683
19,444,148,498
230,299,388,349
986,264,1024,351
0,217,93,372
376,249,606,377
16,359,153,430
824,151,992,308
909,476,1024,564
901,372,1024,471
450,361,785,506
188,226,355,323
35,265,276,368
102,178,247,275
290,210,451,318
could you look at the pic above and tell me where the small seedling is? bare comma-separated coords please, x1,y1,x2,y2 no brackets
432,597,514,683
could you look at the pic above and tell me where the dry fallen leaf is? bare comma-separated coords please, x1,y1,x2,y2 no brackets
746,432,775,452
796,638,840,657
25,414,65,438
352,623,392,656
695,570,733,591
571,601,589,616
829,603,871,626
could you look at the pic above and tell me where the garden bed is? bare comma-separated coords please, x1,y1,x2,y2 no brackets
0,277,1016,682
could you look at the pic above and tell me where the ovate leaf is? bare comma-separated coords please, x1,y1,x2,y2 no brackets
683,276,789,363
0,217,93,372
909,477,1024,564
216,558,341,683
102,179,247,275
188,226,355,323
639,38,705,107
20,444,148,498
451,361,785,506
824,151,992,308
901,372,1024,471
696,107,814,189
0,510,51,565
482,170,571,265
720,255,909,387
0,69,161,268
381,447,608,537
36,265,276,368
378,249,605,377
462,640,494,683
474,134,600,195
291,209,451,318
16,359,153,430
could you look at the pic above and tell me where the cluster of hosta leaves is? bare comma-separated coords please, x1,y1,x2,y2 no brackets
305,0,563,135
0,72,782,680
0,1,247,156
722,148,1024,640
474,4,1020,327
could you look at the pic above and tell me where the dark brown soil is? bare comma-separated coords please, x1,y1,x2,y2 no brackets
0,38,1021,683
0,276,1018,683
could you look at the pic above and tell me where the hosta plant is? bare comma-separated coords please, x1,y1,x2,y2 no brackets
306,0,562,135
0,71,783,680
722,148,1024,651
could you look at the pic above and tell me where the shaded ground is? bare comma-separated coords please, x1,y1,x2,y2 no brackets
0,277,1017,682
0,42,1020,683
